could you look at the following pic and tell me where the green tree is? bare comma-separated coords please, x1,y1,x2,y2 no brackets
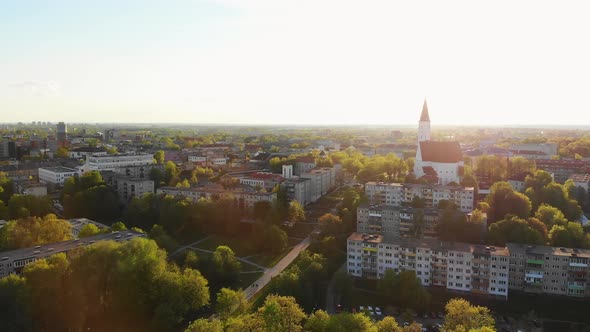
111,221,127,231
549,222,586,248
164,161,180,186
0,275,32,332
475,155,507,182
305,310,330,332
211,245,241,284
376,316,402,332
216,288,250,319
319,213,345,235
78,223,102,238
288,200,305,223
486,181,531,222
325,313,376,332
184,318,223,332
441,298,495,332
487,215,546,246
149,167,165,188
55,147,69,158
535,204,568,228
0,214,73,250
154,150,165,164
18,238,210,331
183,250,200,269
257,295,306,332
7,194,52,219
176,178,191,188
377,270,430,311
264,225,288,254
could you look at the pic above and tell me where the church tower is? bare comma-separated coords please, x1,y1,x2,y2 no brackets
418,99,431,142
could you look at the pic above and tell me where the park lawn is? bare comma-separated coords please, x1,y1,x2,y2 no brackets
194,234,258,257
240,261,264,272
247,248,291,268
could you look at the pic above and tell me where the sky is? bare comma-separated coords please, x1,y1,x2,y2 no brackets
1,0,589,126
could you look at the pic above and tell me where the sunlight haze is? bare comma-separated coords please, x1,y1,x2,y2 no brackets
1,0,589,125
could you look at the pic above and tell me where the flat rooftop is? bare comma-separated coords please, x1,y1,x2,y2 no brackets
0,230,146,262
507,243,590,258
39,166,78,173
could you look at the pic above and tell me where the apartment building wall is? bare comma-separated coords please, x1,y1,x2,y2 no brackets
365,182,475,213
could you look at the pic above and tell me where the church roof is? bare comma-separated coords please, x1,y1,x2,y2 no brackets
419,141,462,163
420,99,430,122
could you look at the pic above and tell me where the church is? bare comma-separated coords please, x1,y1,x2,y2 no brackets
413,100,464,185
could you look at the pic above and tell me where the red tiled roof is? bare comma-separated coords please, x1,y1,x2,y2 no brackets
419,141,462,163
422,166,437,176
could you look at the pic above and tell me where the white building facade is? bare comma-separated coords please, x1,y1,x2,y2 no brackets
38,166,78,185
83,154,154,172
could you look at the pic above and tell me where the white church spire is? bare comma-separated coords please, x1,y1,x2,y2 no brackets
418,99,431,142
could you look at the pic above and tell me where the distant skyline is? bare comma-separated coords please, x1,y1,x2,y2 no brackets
1,1,589,125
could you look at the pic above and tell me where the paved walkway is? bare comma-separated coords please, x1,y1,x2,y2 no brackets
244,236,311,300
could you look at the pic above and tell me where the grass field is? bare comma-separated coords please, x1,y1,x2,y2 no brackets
195,234,258,257
247,249,290,268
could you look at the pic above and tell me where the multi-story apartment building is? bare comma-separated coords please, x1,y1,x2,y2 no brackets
534,159,588,183
110,164,163,179
281,177,312,206
82,153,154,172
157,186,276,210
102,172,154,204
0,230,146,278
347,234,509,298
347,233,590,299
507,243,590,297
365,182,475,213
38,166,78,185
239,172,285,190
69,146,108,160
356,204,450,239
510,143,558,157
301,167,336,203
294,156,317,175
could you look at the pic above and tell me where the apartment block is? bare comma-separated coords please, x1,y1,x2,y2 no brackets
534,159,588,183
102,174,154,204
356,204,451,239
157,186,276,210
347,234,509,298
507,243,590,297
365,182,475,213
301,167,336,203
281,177,312,206
0,230,146,278
239,172,285,190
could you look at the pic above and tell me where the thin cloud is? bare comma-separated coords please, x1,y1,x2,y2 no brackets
7,80,61,96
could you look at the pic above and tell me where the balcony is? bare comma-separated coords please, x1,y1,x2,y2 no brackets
526,259,544,265
568,283,586,291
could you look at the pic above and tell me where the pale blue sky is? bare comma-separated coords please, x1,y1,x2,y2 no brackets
1,0,589,125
